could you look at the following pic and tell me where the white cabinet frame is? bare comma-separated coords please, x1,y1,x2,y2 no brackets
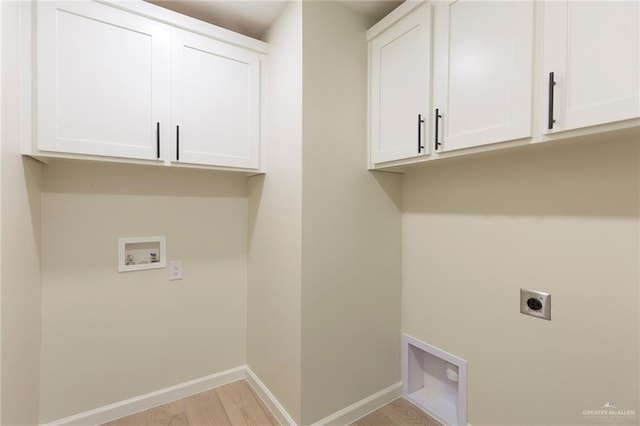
21,0,268,173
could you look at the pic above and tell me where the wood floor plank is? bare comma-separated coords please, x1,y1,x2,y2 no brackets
103,382,442,426
216,380,276,426
166,411,189,426
100,380,276,426
245,384,279,426
104,400,186,426
103,411,149,426
379,398,441,426
183,388,232,426
354,409,395,426
145,400,186,426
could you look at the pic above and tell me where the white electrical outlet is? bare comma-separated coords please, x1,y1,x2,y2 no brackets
169,260,183,281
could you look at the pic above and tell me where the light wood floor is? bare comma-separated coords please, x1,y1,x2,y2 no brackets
102,380,278,426
349,398,441,426
102,379,441,426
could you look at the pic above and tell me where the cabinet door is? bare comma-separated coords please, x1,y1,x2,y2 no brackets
432,1,533,152
171,30,261,169
542,1,640,134
37,2,170,160
370,4,431,164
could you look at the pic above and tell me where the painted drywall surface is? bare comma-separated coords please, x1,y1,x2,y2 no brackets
0,0,3,418
0,1,43,424
300,2,402,424
39,162,247,423
246,1,303,422
403,138,639,425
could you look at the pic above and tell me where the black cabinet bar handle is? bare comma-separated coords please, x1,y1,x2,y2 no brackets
435,108,443,150
176,125,180,161
548,72,556,130
417,114,425,153
156,122,160,158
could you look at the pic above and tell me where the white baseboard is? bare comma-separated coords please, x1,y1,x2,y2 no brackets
41,367,399,426
310,382,402,426
41,366,246,426
245,366,297,426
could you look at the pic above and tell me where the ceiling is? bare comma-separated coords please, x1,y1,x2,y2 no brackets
146,0,404,40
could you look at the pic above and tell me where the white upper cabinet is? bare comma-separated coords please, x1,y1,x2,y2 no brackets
37,1,170,160
171,30,261,169
31,1,266,172
542,1,640,134
432,0,534,152
369,3,431,165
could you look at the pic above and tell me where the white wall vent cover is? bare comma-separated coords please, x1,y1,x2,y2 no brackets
403,334,468,425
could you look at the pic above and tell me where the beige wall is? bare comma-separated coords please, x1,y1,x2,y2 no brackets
402,137,639,425
248,3,403,423
247,1,303,422
0,0,2,415
0,1,43,425
39,162,248,423
300,2,402,424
